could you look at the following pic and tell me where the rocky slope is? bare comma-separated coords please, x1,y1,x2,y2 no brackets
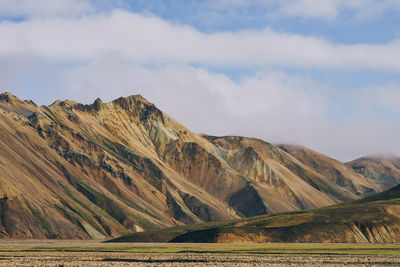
277,145,381,196
0,92,396,239
111,184,400,243
346,155,400,190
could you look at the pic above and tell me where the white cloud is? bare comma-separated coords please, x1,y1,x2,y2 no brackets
0,10,399,72
381,89,400,115
370,83,400,116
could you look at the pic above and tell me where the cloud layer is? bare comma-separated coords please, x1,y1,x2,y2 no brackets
0,4,399,161
0,10,399,71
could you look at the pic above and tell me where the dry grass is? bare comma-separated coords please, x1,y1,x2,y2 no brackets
1,240,400,255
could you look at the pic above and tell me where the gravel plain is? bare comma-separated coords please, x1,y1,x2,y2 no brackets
1,251,400,266
1,241,399,266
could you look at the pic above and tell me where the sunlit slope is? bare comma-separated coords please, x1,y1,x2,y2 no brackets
277,144,387,195
110,184,400,243
0,93,238,239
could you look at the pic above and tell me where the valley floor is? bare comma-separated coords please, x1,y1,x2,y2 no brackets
0,241,399,266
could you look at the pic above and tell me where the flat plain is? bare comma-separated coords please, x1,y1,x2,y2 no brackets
0,240,400,266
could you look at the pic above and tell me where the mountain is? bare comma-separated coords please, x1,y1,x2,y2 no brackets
110,184,400,243
277,145,380,196
0,92,394,239
346,155,400,190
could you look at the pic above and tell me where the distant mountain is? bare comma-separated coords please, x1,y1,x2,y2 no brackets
110,184,400,243
277,144,379,196
346,155,400,190
0,92,397,239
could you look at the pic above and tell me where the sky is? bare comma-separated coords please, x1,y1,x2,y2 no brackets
0,0,399,161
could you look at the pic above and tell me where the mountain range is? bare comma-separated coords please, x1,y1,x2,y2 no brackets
0,92,399,239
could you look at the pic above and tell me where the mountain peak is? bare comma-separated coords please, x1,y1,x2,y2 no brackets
111,94,165,123
0,92,38,108
71,97,104,112
92,98,103,111
0,92,18,103
47,94,165,123
112,94,148,106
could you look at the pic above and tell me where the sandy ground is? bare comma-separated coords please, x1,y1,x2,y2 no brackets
0,241,400,266
1,251,400,266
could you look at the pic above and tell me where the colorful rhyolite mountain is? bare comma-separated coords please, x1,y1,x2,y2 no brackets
0,92,398,239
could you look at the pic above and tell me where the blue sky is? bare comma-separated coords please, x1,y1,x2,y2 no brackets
0,0,399,161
